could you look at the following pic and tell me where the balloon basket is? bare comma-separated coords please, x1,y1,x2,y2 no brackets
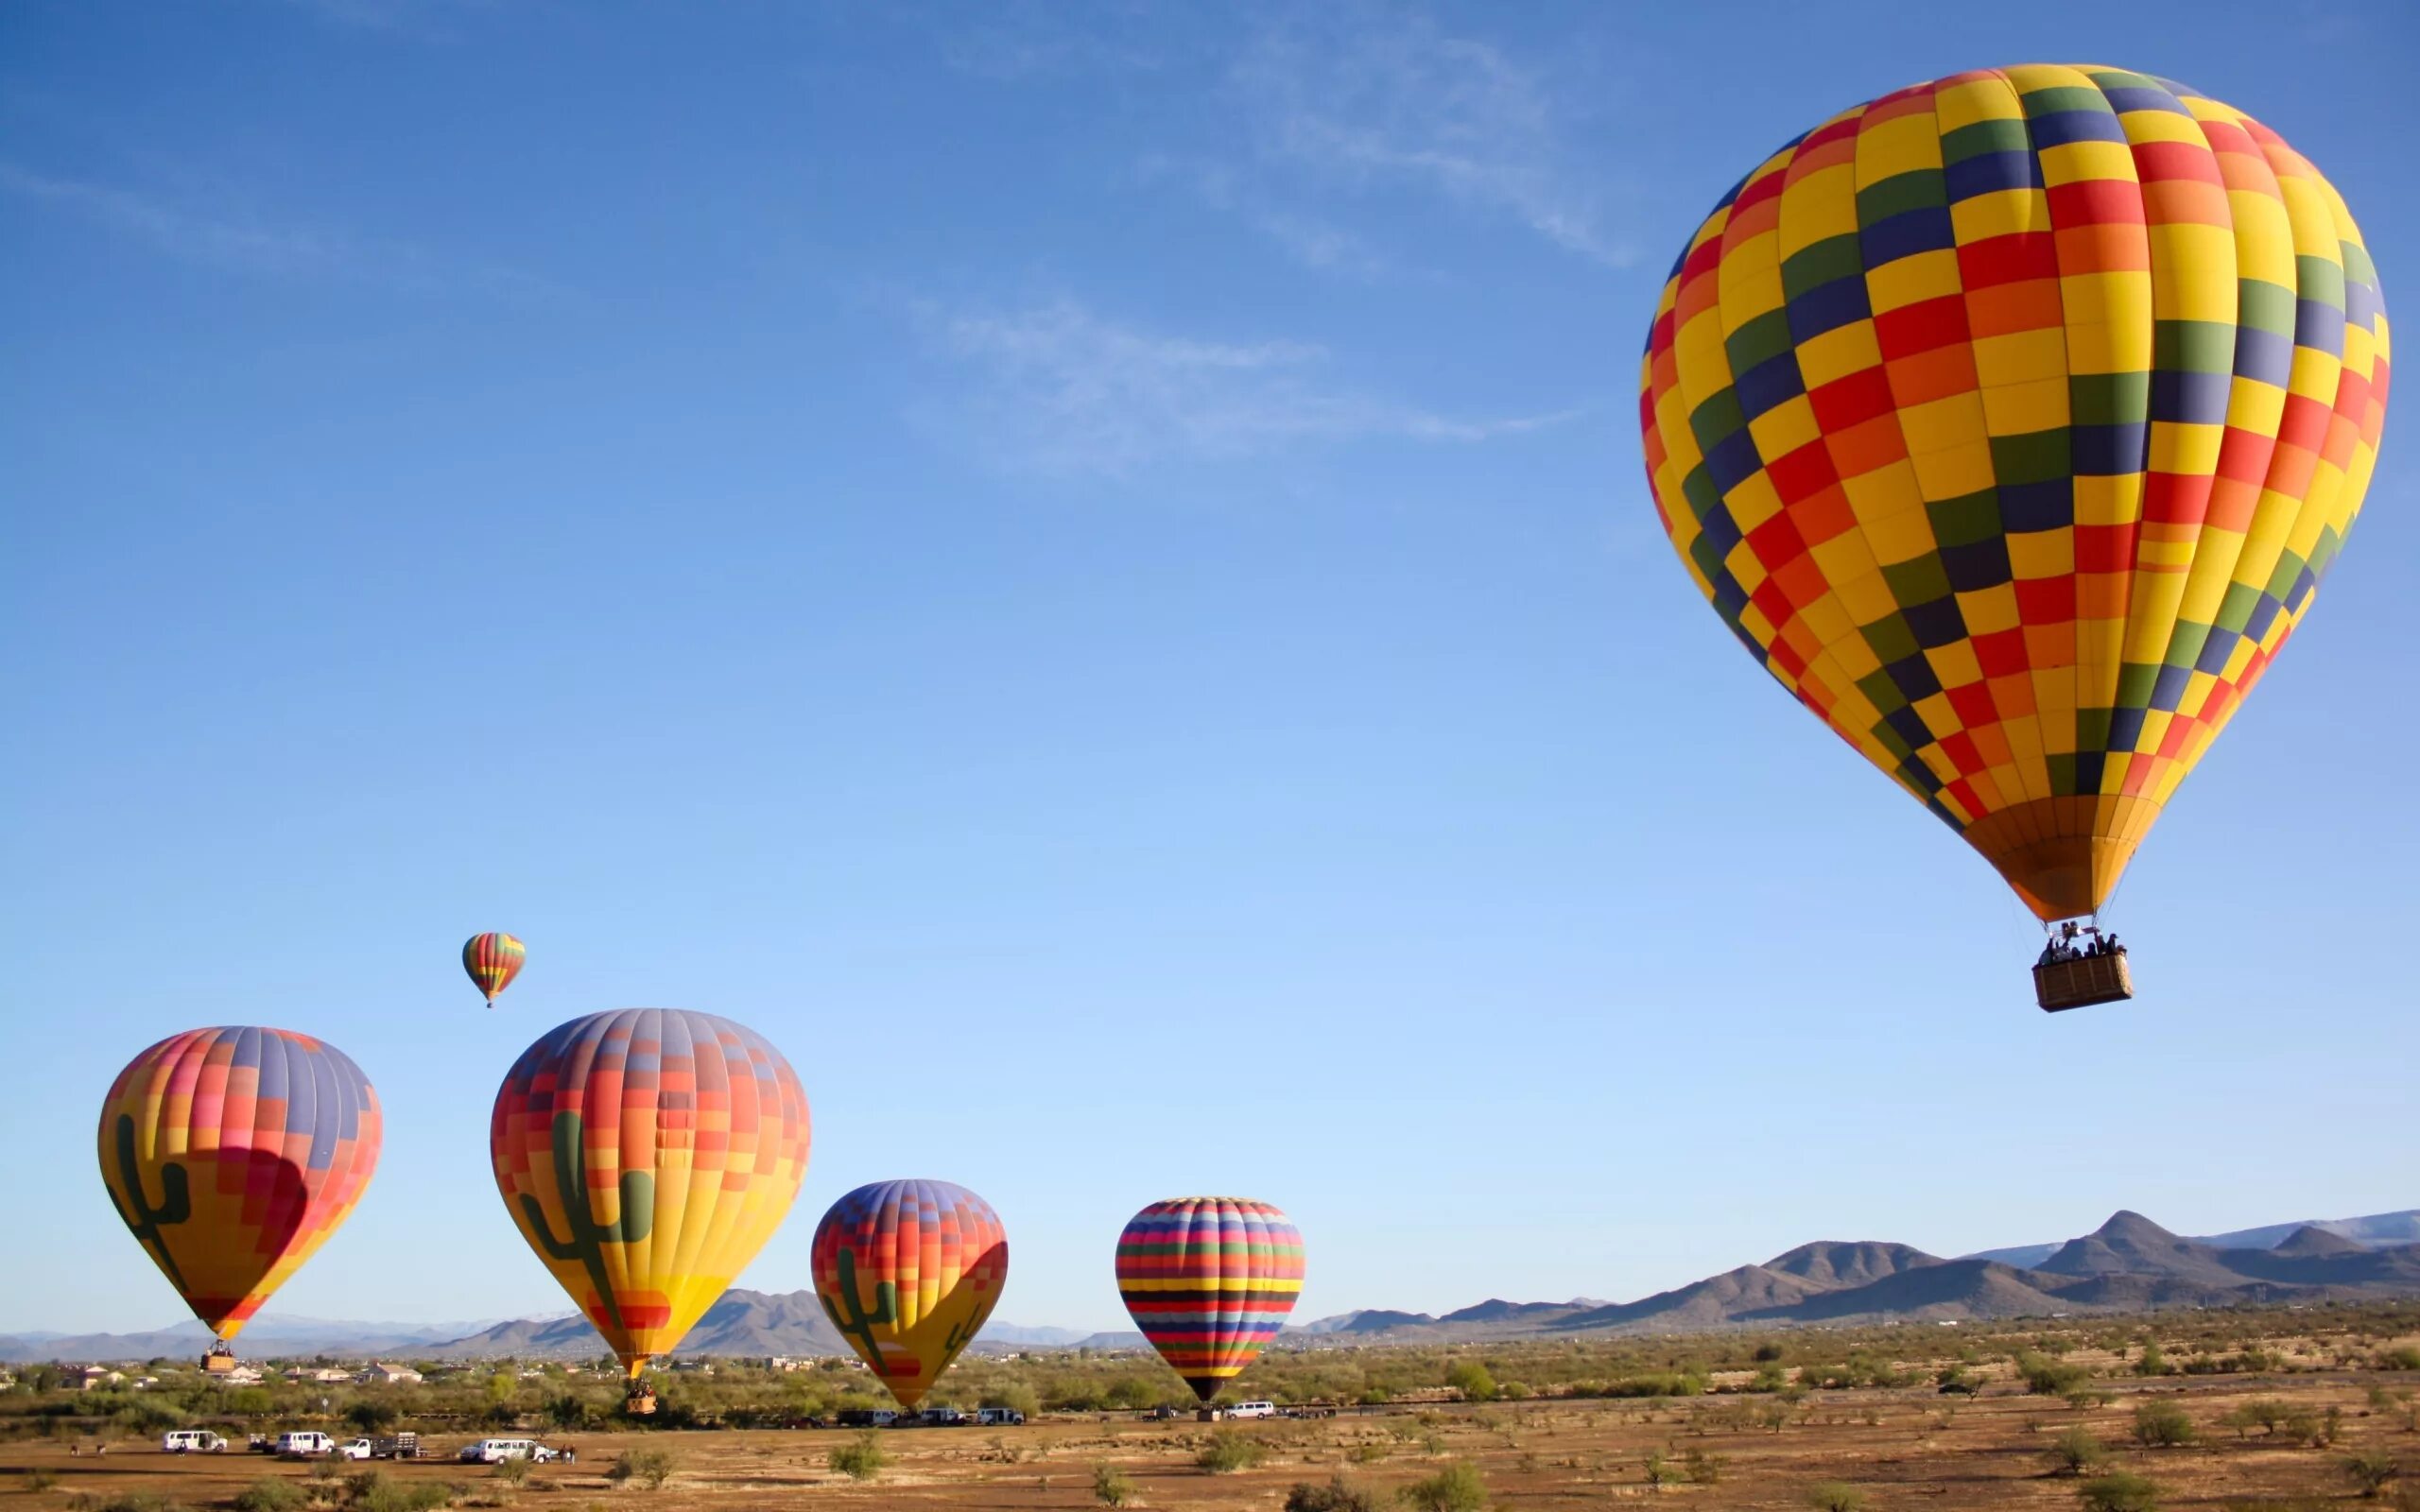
202,1350,239,1375
623,1386,657,1417
2033,951,2134,1011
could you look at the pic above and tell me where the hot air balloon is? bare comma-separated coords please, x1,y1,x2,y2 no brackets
98,1027,381,1369
491,1009,809,1406
462,933,526,1008
1116,1197,1302,1403
812,1179,1008,1409
1637,65,2390,1007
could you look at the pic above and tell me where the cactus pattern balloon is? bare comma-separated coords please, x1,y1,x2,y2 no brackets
812,1179,1008,1409
490,1009,810,1378
98,1027,382,1343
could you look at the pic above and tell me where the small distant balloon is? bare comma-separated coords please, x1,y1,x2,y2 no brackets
1116,1196,1303,1401
813,1179,1008,1409
462,933,526,1008
98,1027,382,1345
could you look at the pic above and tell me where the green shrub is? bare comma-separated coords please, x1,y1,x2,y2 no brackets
1092,1463,1135,1506
1283,1476,1379,1512
2046,1425,2109,1476
1398,1461,1486,1512
492,1454,532,1486
2379,1346,2420,1371
1196,1430,1265,1473
2132,1401,2195,1448
24,1470,60,1494
2077,1469,2160,1512
1683,1447,1725,1485
825,1434,883,1484
1444,1362,1496,1402
1806,1484,1865,1512
233,1481,305,1512
2017,1352,2090,1396
609,1445,678,1489
2343,1450,2400,1498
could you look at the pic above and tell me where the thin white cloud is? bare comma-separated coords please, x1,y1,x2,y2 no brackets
913,296,1576,477
1136,154,1399,281
934,1,1169,81
1232,15,1636,268
0,162,554,297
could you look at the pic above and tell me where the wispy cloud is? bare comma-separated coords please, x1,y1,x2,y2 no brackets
0,162,553,297
933,0,1170,81
1231,14,1636,268
911,296,1576,477
1136,155,1400,281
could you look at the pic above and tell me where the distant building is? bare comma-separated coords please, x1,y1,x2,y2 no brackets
218,1366,266,1385
757,1357,806,1373
285,1367,354,1384
76,1367,125,1391
354,1363,424,1385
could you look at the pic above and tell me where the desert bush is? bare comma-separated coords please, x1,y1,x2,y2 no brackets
2047,1425,2110,1476
89,1497,183,1512
1444,1362,1496,1402
1348,1441,1388,1463
1806,1484,1865,1512
1283,1476,1380,1512
1684,1447,1725,1485
1398,1461,1486,1512
350,1479,448,1512
2132,1400,2196,1448
24,1469,60,1493
1196,1431,1265,1473
824,1434,882,1483
232,1481,304,1512
2134,1342,2169,1377
608,1445,677,1490
2223,1399,2290,1437
2344,1450,2400,1498
2018,1352,2091,1396
492,1454,532,1486
1092,1463,1135,1506
2076,1469,2160,1512
342,1401,397,1435
1642,1450,1675,1487
2380,1347,2420,1371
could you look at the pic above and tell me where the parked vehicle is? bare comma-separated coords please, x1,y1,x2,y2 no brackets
458,1438,554,1464
162,1430,227,1453
916,1406,965,1427
1148,1405,1180,1421
975,1407,1026,1427
372,1434,422,1460
248,1435,277,1454
337,1440,373,1461
1223,1401,1276,1419
275,1432,338,1457
835,1409,897,1429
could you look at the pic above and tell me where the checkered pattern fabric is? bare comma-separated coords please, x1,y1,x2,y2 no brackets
1639,65,2390,919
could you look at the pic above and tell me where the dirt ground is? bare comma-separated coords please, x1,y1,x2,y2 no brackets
2,1371,2411,1511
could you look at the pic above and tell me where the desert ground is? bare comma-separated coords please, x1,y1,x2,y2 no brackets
4,1361,2413,1511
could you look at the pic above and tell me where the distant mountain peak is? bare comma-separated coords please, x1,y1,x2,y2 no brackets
2095,1210,2177,1241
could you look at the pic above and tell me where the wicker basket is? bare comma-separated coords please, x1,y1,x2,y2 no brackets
2033,952,2134,1011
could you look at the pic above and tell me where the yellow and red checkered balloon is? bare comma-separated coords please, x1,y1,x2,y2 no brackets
1639,65,2389,920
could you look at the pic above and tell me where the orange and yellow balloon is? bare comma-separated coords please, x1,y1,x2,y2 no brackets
462,933,525,1007
1638,65,2389,920
490,1009,810,1378
812,1179,1008,1409
98,1027,382,1344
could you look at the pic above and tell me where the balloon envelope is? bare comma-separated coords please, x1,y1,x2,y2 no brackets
1637,65,2390,919
462,933,526,1006
97,1027,382,1341
490,1008,810,1376
812,1178,1008,1409
1116,1196,1303,1401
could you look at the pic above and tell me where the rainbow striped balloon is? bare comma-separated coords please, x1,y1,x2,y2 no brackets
1115,1196,1303,1401
462,933,526,1006
1639,65,2389,921
97,1027,382,1341
812,1179,1008,1409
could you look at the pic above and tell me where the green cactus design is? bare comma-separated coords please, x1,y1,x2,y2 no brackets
517,1110,654,1334
942,1315,978,1357
105,1113,192,1291
821,1244,898,1369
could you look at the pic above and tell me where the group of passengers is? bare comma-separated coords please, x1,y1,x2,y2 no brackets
2037,920,2123,965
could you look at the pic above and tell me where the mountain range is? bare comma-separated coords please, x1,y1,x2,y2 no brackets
9,1208,2411,1364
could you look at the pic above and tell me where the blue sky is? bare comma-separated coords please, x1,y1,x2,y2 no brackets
3,0,2412,1337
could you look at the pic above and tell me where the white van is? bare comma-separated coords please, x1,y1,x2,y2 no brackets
276,1432,337,1456
163,1430,227,1453
975,1407,1026,1426
458,1438,552,1464
1224,1401,1276,1419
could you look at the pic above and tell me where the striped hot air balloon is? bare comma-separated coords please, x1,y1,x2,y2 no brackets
1115,1197,1303,1402
462,933,526,1007
1638,65,2390,932
490,1009,810,1380
812,1179,1008,1409
97,1027,382,1344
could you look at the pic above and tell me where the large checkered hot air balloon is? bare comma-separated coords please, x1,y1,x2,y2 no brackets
812,1179,1008,1409
491,1010,809,1393
1638,65,2389,1005
98,1028,382,1356
1116,1197,1303,1402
